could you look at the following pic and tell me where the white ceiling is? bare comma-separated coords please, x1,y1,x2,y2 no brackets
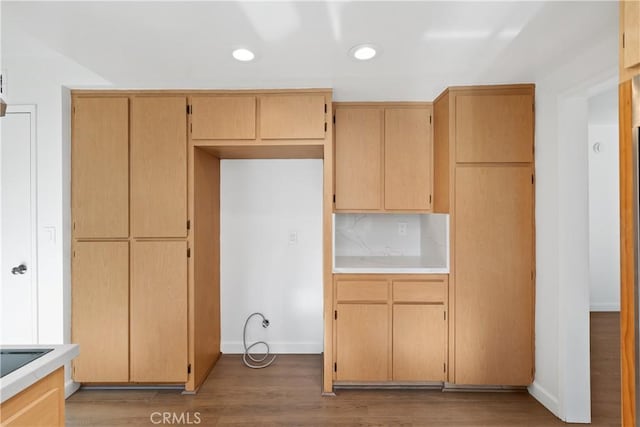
2,1,618,100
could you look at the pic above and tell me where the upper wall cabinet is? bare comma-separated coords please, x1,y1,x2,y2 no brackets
623,1,640,69
334,107,383,210
131,96,188,238
260,94,326,139
455,94,534,163
385,108,433,210
72,97,129,238
334,104,433,212
191,96,256,140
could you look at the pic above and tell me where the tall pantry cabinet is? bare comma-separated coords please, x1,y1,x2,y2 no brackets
72,95,189,383
434,85,535,385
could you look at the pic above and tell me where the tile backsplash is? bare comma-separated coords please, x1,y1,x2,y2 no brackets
334,213,422,257
334,213,449,269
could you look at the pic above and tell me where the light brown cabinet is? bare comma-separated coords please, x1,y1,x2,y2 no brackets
191,96,256,140
130,241,188,383
72,97,129,238
0,368,64,427
385,108,433,210
334,104,432,212
455,94,533,163
72,94,190,385
393,304,446,381
454,165,534,385
189,92,330,161
131,96,188,238
260,94,326,139
334,108,383,210
334,278,389,381
72,241,129,383
391,279,447,381
434,84,535,386
334,275,448,383
623,1,640,69
336,303,389,381
71,89,333,391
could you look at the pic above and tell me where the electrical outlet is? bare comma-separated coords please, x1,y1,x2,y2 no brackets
288,231,298,245
398,222,407,236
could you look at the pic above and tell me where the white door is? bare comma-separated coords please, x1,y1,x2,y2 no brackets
0,106,37,344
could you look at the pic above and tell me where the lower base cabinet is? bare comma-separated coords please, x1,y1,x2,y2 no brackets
0,368,64,427
336,303,389,381
393,304,446,381
334,275,448,383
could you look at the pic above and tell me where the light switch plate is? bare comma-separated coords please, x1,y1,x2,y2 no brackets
43,226,56,244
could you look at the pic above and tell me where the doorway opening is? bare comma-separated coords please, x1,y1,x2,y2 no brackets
586,85,621,424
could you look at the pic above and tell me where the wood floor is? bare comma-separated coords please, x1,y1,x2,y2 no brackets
591,312,621,427
67,313,620,426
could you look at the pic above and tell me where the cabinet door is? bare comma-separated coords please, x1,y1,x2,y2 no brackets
1,368,64,427
72,242,129,382
336,303,389,381
454,165,534,385
455,94,533,163
393,304,446,381
131,241,188,382
191,96,256,140
624,1,640,68
384,108,432,210
72,97,128,238
260,95,326,139
131,97,187,238
335,108,383,210
3,390,61,427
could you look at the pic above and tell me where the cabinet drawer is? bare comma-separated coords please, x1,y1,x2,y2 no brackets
393,280,446,303
336,280,388,302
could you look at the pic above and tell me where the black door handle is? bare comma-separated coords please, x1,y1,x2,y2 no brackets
11,264,27,275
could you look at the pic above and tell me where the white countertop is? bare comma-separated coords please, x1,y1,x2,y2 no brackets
0,344,79,403
333,256,449,274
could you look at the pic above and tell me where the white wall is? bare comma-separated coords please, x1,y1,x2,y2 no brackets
556,96,591,423
1,20,110,395
587,89,620,311
220,160,323,353
530,29,618,422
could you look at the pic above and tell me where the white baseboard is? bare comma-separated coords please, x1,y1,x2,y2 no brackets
528,381,561,419
221,341,322,354
64,379,80,399
590,302,620,312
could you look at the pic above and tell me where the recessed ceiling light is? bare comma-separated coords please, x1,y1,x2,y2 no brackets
232,48,255,62
350,44,377,61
